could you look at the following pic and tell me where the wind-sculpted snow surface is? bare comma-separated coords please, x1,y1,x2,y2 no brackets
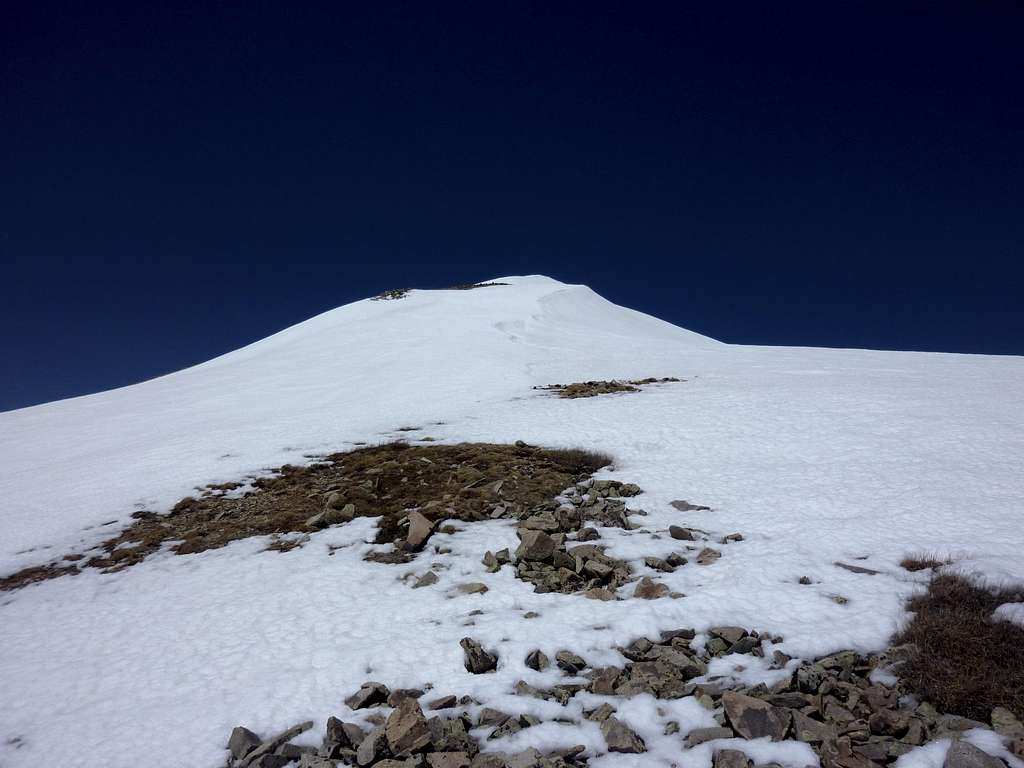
1,276,1023,767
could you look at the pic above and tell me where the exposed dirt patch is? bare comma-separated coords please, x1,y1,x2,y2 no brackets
893,574,1024,720
0,443,614,590
536,378,681,399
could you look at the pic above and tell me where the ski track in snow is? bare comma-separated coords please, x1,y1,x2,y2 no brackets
1,276,1022,767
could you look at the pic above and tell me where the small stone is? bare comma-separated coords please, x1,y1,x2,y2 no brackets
582,587,615,601
791,711,836,743
555,650,587,674
457,582,489,595
345,682,390,710
798,576,812,585
239,722,315,768
477,708,512,727
834,561,880,575
515,530,556,562
633,576,669,599
710,626,747,644
413,571,439,589
525,650,550,671
228,726,262,760
406,511,434,551
943,740,1006,768
714,749,752,768
427,753,472,768
685,726,735,746
721,691,790,741
644,556,675,572
460,637,498,674
721,533,744,543
666,552,688,567
576,527,600,541
600,717,646,753
427,695,458,710
355,727,389,766
696,548,721,565
669,525,696,541
671,500,711,512
385,698,431,756
387,689,424,707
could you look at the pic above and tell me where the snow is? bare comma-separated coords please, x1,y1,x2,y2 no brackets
993,602,1024,628
1,275,1023,767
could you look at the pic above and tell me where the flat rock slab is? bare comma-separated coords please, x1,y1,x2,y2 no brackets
722,691,791,741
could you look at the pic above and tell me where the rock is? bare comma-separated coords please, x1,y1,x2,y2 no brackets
722,533,744,543
555,650,587,674
516,530,556,562
406,511,435,551
710,626,747,644
356,727,390,766
834,561,879,576
477,708,512,727
666,552,688,567
460,637,498,673
671,500,711,512
457,582,489,595
228,726,263,760
249,755,293,768
993,707,1024,739
588,666,621,695
633,577,669,599
277,744,317,760
482,551,500,572
669,525,696,541
714,749,752,768
582,587,615,601
644,556,675,572
385,697,431,756
685,726,735,746
413,571,439,588
600,717,646,753
722,691,790,741
239,721,315,768
298,755,341,768
427,716,476,754
346,682,390,710
428,753,472,768
387,689,424,707
696,548,721,565
943,740,1006,768
525,650,550,671
791,711,836,743
868,709,908,736
428,695,458,710
324,716,364,753
576,527,600,542
325,503,356,524
797,664,824,693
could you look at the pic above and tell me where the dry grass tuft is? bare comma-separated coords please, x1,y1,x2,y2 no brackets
893,574,1024,720
900,553,950,572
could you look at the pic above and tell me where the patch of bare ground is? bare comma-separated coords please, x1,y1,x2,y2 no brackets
536,377,682,399
0,442,614,590
893,574,1024,721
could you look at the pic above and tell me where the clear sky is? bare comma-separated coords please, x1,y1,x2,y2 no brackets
3,1,1022,411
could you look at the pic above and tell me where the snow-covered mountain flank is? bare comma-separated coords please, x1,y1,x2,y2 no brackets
1,276,1022,768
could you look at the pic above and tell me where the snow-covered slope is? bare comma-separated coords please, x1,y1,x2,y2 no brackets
1,276,1022,768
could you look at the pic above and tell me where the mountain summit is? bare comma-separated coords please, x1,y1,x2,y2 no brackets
1,277,1022,768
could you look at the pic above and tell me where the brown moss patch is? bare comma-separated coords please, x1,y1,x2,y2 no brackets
536,378,682,399
893,574,1024,720
1,442,614,590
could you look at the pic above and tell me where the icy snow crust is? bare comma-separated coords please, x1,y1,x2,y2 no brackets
1,275,1023,767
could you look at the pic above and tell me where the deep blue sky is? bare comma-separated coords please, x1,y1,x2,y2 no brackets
3,2,1022,411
